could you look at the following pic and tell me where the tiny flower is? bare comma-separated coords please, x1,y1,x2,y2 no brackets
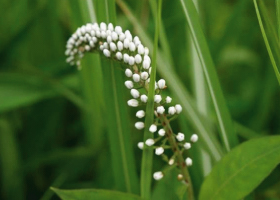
154,95,162,103
137,142,144,150
115,26,122,34
129,42,136,51
166,96,172,103
135,122,145,130
108,23,114,31
168,106,176,115
100,22,107,31
136,110,145,118
125,68,133,77
138,44,145,54
176,132,185,141
183,142,191,150
123,53,129,63
143,60,150,69
177,174,183,181
168,158,174,165
140,94,148,103
158,79,166,89
130,89,140,98
129,56,135,65
153,171,164,180
116,52,122,60
124,80,133,89
156,106,165,114
175,104,183,114
185,157,193,166
135,54,142,64
123,38,130,48
144,55,151,63
132,74,140,82
190,134,198,143
155,147,164,155
145,139,155,146
117,41,123,51
149,124,157,133
119,33,125,41
103,49,111,57
109,42,117,51
111,32,118,41
127,99,139,107
158,129,166,136
141,72,149,80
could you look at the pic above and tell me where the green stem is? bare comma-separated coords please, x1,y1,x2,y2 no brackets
159,115,194,200
277,0,280,38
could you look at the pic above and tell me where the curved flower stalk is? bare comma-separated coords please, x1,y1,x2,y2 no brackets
65,22,198,194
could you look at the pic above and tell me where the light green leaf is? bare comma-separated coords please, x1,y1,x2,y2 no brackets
51,188,144,200
199,136,280,200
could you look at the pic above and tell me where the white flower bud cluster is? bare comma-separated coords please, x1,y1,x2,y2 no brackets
66,22,198,182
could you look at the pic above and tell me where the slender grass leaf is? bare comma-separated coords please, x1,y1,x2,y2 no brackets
51,188,145,200
179,0,238,151
199,136,280,200
253,0,280,84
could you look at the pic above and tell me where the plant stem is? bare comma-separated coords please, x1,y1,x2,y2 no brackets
159,114,194,200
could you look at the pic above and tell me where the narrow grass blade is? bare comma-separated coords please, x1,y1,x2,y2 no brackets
277,0,280,37
179,0,239,151
116,0,223,161
253,0,280,84
140,0,162,199
93,0,139,194
0,118,24,200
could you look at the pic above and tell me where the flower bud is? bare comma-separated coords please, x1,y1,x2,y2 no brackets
155,147,164,155
154,95,162,103
168,106,176,115
185,157,193,166
130,89,140,98
158,129,166,136
137,142,144,150
124,80,133,89
176,132,185,141
127,99,139,107
145,139,155,146
149,124,157,133
183,142,191,150
140,95,148,103
158,79,166,89
190,134,198,143
175,104,183,114
132,74,140,82
166,96,172,103
136,110,145,118
156,106,165,114
153,171,164,180
135,122,144,130
125,68,132,77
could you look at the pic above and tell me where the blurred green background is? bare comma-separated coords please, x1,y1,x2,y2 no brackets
0,0,280,199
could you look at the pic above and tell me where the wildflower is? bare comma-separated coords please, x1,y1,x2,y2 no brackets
124,80,133,89
141,72,149,80
135,122,145,130
168,106,176,115
137,142,144,150
127,99,139,107
190,134,199,143
149,124,157,133
154,95,162,103
130,89,140,98
183,142,191,150
158,129,166,136
145,139,155,146
168,159,174,165
185,157,193,166
140,94,148,103
155,147,164,155
166,96,172,103
132,74,140,82
156,106,165,114
125,68,132,77
153,171,164,181
158,79,166,89
175,104,183,114
176,132,185,141
136,110,145,118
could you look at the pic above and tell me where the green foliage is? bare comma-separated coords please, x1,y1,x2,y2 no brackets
199,136,280,200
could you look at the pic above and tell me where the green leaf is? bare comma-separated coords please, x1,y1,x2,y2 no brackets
179,0,239,151
199,136,280,200
51,188,144,200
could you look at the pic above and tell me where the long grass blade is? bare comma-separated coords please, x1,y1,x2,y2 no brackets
140,0,162,198
179,0,239,151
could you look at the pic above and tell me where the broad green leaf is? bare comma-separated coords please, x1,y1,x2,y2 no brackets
51,188,144,200
199,136,280,200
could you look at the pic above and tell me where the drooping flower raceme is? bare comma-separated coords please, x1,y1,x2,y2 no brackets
65,22,198,182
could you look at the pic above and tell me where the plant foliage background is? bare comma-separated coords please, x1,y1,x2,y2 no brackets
0,0,280,199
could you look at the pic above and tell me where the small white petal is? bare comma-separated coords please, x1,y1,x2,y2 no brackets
140,95,148,103
184,142,191,150
141,72,149,80
132,74,140,82
158,79,166,89
111,32,118,41
136,110,145,118
149,124,157,133
175,104,183,114
153,171,164,180
130,89,140,98
135,54,142,64
129,56,135,65
166,96,172,103
137,142,144,150
117,41,123,51
145,139,155,146
124,38,130,48
154,95,162,103
103,49,111,57
190,134,199,143
135,122,145,130
110,42,117,51
129,42,136,51
116,52,123,60
123,53,129,63
156,106,165,114
155,147,164,155
127,99,139,107
158,129,166,136
168,106,176,115
124,80,133,89
125,68,133,77
185,157,193,166
143,60,150,69
176,132,185,141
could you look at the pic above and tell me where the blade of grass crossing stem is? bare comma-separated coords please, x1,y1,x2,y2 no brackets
179,0,238,151
0,118,24,200
141,0,162,198
68,0,104,149
277,0,280,38
93,0,139,194
253,0,280,85
116,0,223,161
